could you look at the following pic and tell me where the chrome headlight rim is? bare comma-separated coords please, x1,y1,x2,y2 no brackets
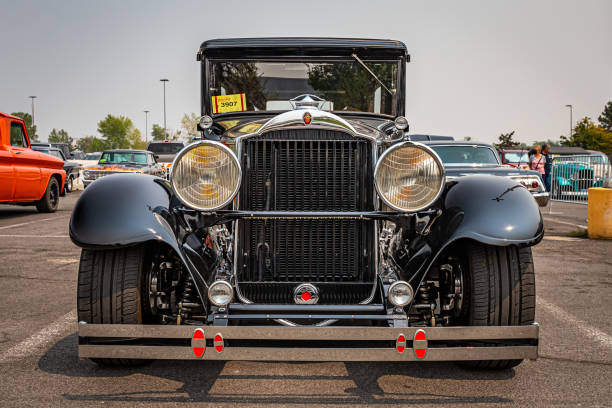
388,280,414,307
170,140,242,211
374,141,446,212
207,280,234,306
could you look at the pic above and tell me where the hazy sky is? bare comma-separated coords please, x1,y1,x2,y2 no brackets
1,0,610,144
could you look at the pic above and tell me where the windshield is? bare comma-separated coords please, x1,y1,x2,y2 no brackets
99,152,147,165
503,152,529,164
208,60,399,115
85,153,102,160
430,145,500,166
147,143,184,154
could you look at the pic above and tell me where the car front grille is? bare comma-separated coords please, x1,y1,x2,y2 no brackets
236,128,375,303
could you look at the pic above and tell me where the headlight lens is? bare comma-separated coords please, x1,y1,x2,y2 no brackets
208,280,233,306
388,281,414,307
171,141,241,210
374,142,445,211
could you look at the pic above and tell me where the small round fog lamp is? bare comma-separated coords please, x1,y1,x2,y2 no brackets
199,115,213,129
208,280,233,306
394,116,409,131
388,281,414,307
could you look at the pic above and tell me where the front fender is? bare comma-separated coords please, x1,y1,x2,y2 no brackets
444,175,544,246
70,174,177,249
69,174,210,305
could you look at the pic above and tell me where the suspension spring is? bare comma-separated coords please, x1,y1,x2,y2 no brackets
176,275,202,314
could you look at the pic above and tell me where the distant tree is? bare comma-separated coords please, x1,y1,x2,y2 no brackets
76,136,107,153
127,128,146,149
493,131,520,149
598,101,612,131
48,128,71,144
561,117,612,155
10,112,38,142
97,114,137,149
181,113,200,141
151,124,165,141
218,62,267,110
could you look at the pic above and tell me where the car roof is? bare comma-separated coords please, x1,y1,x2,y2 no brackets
102,149,149,154
408,134,455,141
198,37,409,60
0,112,25,121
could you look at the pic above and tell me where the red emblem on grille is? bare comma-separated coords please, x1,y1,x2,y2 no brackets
303,112,312,125
301,291,311,301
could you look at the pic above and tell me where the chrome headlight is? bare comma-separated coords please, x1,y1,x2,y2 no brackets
171,141,241,210
374,142,445,211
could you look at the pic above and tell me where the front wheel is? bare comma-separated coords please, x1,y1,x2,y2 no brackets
77,245,152,367
459,242,536,370
65,175,74,193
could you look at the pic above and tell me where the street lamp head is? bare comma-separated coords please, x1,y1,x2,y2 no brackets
565,104,572,108
29,95,37,99
160,78,169,82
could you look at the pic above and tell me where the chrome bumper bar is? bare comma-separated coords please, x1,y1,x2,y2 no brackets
78,322,538,362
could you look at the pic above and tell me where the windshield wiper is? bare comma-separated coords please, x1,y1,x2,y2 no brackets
351,53,395,96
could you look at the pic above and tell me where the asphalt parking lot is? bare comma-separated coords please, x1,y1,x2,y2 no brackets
0,192,611,407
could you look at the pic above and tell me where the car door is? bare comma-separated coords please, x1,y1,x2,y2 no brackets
0,121,15,201
9,121,42,201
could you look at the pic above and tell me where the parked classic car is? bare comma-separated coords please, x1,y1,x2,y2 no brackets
427,141,549,206
31,146,82,193
498,149,531,170
71,38,541,369
82,149,165,187
0,112,65,212
145,140,185,178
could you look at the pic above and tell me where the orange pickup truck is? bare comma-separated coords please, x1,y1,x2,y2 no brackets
0,112,65,212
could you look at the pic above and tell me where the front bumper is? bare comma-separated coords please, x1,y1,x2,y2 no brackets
78,322,539,362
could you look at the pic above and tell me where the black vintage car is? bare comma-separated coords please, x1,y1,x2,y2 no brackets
424,141,549,206
31,146,82,192
71,38,541,369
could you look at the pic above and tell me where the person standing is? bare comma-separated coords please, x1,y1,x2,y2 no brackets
530,145,545,182
541,144,552,191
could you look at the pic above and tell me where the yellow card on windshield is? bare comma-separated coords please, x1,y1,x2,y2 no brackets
212,93,246,114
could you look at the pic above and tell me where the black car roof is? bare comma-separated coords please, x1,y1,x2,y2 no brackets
198,37,409,60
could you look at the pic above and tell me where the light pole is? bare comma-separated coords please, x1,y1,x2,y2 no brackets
160,79,169,140
565,104,573,139
143,110,150,143
28,96,37,127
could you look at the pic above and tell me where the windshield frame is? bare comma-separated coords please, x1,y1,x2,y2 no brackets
202,56,405,119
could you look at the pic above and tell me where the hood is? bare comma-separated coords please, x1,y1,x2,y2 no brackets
85,164,145,172
63,160,82,169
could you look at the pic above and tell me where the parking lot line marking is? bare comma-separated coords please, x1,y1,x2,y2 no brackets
0,310,76,364
542,217,587,230
0,215,70,230
542,236,582,242
0,234,69,238
538,298,612,350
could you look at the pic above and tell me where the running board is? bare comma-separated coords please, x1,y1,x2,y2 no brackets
78,322,539,362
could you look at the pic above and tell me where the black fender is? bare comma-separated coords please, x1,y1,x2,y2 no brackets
400,175,544,286
69,174,210,305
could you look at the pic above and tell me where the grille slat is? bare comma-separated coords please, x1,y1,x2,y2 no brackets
237,128,374,301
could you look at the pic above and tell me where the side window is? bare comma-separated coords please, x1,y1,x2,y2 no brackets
10,122,28,147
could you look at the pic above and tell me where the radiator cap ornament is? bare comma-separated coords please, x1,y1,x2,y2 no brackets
294,283,319,304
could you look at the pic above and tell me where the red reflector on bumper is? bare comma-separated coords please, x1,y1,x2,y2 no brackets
414,329,428,359
396,334,406,353
214,333,224,353
192,328,205,358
